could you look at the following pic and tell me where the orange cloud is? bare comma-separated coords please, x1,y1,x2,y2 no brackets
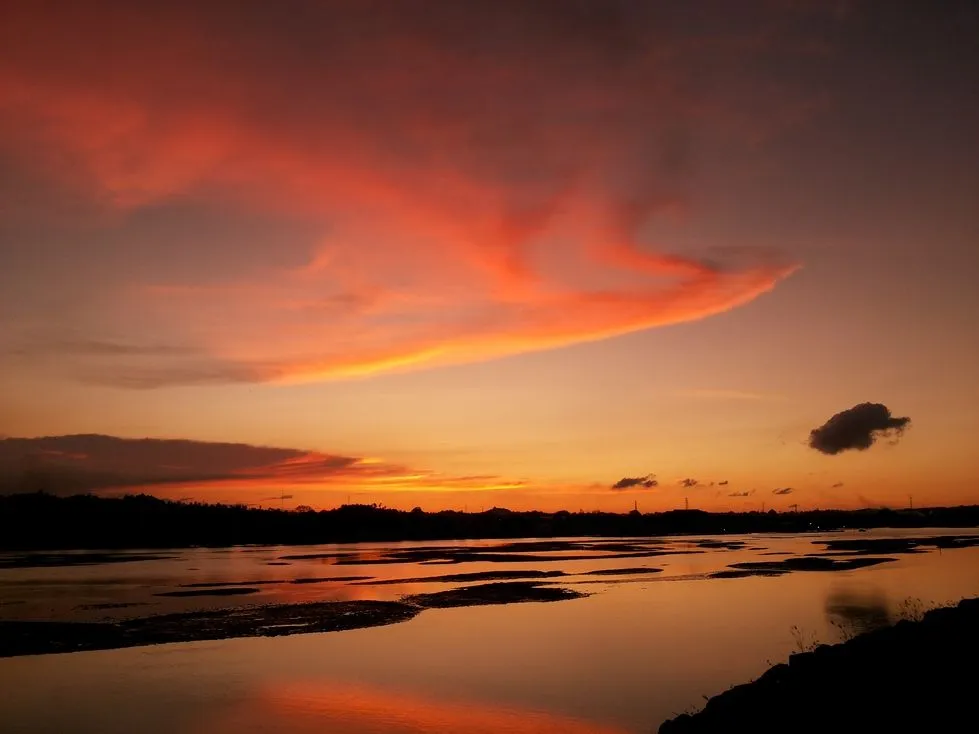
1,2,804,387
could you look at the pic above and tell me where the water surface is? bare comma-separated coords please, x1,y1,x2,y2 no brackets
2,529,978,732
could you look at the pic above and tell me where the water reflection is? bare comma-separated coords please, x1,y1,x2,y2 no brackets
193,680,630,734
4,530,978,624
824,584,891,639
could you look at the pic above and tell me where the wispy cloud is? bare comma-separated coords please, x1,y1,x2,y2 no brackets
772,487,794,495
675,388,782,401
7,331,263,389
11,336,197,358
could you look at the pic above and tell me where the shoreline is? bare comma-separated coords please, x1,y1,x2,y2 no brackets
659,596,979,733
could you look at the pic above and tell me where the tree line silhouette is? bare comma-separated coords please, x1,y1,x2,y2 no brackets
2,492,978,551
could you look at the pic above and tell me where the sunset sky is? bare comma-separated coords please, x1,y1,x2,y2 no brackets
1,1,977,511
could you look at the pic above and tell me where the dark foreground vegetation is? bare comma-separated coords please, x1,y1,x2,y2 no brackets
0,581,583,658
2,492,979,551
659,596,979,734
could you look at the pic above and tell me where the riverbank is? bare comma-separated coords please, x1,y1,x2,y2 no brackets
659,596,979,733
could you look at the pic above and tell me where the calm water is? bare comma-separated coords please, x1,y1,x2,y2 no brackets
2,529,978,733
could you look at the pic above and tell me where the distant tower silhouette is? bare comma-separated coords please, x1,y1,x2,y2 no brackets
684,497,689,511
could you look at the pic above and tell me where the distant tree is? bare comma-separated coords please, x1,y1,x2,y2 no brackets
2,492,978,551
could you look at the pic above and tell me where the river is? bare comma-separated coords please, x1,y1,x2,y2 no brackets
2,529,978,733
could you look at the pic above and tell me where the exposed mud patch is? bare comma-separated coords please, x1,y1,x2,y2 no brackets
155,587,261,598
0,582,584,658
0,552,175,569
406,581,585,608
179,580,281,588
813,535,979,556
290,576,373,584
579,567,664,576
357,570,566,585
725,557,896,574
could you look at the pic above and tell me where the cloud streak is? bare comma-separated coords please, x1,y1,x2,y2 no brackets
772,487,793,495
0,435,526,498
809,403,911,455
676,388,780,401
0,1,802,387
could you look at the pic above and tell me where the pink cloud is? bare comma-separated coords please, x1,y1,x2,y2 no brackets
0,2,806,386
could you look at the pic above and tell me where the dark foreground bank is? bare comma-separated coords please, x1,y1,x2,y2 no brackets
660,596,979,734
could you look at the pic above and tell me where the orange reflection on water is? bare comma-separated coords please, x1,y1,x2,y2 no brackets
194,680,630,734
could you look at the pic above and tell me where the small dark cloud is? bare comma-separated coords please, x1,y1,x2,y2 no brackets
808,403,911,455
718,480,729,486
679,478,699,488
611,474,658,490
772,487,793,495
728,491,751,497
832,481,845,488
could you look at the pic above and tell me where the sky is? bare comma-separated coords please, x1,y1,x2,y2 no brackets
1,0,977,512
